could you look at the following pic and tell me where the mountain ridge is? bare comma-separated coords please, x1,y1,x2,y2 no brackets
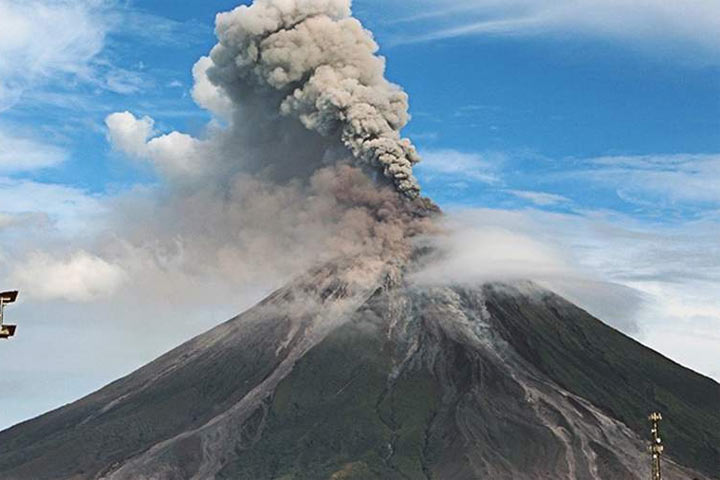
0,264,717,479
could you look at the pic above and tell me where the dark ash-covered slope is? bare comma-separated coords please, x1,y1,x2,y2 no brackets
0,267,717,479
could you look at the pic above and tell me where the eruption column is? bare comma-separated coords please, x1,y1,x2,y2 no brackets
205,0,422,198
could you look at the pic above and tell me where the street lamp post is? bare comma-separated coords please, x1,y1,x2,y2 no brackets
0,290,19,339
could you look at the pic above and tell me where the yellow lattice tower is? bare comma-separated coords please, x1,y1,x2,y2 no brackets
649,412,664,480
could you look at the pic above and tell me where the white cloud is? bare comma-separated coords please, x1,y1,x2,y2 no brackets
0,178,105,236
506,189,568,206
105,111,203,175
0,0,107,109
10,250,127,302
413,219,574,284
642,292,720,381
581,153,720,206
413,206,720,381
419,150,720,214
0,0,206,111
0,129,68,172
117,10,210,47
103,67,145,95
146,131,203,174
388,0,720,62
408,148,720,377
191,56,233,120
105,111,154,157
418,149,501,184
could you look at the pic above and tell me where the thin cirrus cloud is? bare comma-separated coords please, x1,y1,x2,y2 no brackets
386,0,720,62
0,130,68,172
417,149,502,185
0,0,106,109
418,150,720,214
0,0,209,110
505,189,569,206
568,153,720,208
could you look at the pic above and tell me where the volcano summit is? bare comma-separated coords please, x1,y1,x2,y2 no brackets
0,0,718,479
0,258,718,479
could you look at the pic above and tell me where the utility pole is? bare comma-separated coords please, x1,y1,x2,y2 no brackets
0,290,19,339
649,412,663,480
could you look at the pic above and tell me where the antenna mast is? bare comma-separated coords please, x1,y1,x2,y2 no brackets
649,412,663,480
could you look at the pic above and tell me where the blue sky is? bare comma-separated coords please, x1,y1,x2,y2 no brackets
3,1,719,211
0,0,718,429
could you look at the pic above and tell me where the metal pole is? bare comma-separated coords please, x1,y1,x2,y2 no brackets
0,291,18,339
649,412,663,480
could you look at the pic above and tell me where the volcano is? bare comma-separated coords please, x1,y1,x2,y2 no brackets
0,258,717,480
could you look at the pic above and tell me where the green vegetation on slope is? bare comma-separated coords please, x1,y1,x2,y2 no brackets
480,284,720,478
219,307,440,480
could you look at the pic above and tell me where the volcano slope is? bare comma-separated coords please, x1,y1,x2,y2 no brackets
0,261,718,480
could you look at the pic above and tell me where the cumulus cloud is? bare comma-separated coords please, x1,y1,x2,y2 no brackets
191,57,233,120
10,251,126,302
105,111,202,176
105,112,154,157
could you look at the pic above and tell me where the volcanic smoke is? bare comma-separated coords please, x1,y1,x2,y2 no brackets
100,0,441,311
206,0,423,198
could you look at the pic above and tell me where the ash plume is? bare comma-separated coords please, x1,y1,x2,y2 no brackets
205,0,423,198
16,0,439,319
92,0,442,313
